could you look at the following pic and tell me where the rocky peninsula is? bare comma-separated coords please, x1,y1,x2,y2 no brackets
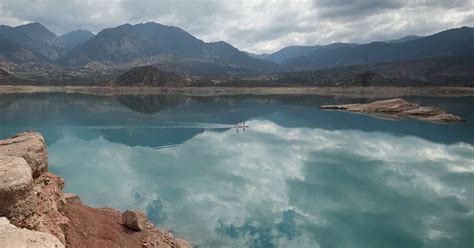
320,98,464,123
0,131,191,248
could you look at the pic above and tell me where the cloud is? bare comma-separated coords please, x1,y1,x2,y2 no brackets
313,0,404,19
48,120,474,247
0,0,473,53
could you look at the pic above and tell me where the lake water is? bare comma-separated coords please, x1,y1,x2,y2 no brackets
0,93,473,248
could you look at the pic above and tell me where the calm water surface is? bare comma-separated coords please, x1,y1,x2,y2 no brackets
0,93,473,248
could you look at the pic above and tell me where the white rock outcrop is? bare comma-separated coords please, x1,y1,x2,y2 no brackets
0,156,36,225
0,131,48,178
0,217,64,248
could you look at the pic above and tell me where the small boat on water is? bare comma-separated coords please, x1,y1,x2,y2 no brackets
236,122,249,132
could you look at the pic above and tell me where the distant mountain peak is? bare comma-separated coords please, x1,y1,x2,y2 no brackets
17,22,44,28
60,29,95,51
59,21,277,73
67,29,94,34
385,35,421,44
14,22,57,40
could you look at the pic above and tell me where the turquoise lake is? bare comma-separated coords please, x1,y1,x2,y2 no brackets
0,93,473,248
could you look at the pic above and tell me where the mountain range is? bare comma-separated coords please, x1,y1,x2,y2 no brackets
252,27,473,71
0,22,473,86
0,22,277,74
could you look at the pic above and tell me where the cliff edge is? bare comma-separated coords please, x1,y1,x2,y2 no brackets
0,131,191,248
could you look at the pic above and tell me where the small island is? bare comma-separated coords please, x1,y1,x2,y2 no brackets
320,98,464,123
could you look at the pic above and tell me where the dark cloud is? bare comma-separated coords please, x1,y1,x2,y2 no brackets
0,0,472,53
313,0,404,19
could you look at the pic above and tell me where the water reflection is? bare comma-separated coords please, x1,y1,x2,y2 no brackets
0,93,473,247
116,95,189,114
0,93,473,144
46,121,473,247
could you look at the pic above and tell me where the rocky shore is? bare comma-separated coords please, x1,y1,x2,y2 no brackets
0,131,191,248
320,98,464,123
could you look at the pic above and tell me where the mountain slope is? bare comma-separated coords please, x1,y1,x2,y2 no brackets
255,43,356,64
60,22,278,73
388,35,421,43
284,27,474,70
59,30,95,52
0,23,62,60
14,22,57,41
275,55,474,86
0,35,48,64
265,46,319,64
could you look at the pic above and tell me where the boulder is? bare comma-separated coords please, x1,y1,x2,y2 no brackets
0,131,48,178
0,156,36,224
122,210,148,231
0,217,64,248
64,193,81,204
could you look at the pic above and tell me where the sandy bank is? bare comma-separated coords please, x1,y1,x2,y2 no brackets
0,85,473,98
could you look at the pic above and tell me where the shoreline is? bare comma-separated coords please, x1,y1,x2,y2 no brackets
0,85,473,98
0,131,192,248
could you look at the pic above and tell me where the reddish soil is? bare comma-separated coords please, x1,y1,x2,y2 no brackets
63,202,190,248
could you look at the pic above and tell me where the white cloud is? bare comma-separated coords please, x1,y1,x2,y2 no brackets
0,0,473,53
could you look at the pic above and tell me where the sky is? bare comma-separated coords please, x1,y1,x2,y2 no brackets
0,0,473,54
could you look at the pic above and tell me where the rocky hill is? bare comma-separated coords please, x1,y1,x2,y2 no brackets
115,65,187,87
339,71,394,87
0,23,92,70
0,23,63,61
59,22,277,73
274,56,474,86
0,35,48,64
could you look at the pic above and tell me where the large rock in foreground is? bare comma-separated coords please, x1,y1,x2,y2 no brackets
0,131,48,178
0,217,64,248
0,156,36,225
0,131,192,247
320,98,464,123
19,172,70,244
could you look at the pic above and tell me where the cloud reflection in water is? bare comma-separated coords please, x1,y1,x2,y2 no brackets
49,120,474,248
